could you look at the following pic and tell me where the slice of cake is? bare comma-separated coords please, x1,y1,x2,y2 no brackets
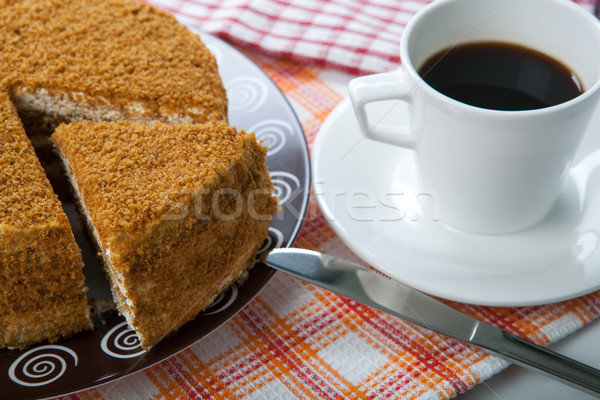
0,92,91,349
1,0,227,134
52,121,278,349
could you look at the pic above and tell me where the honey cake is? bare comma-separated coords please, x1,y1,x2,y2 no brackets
0,0,228,136
52,121,278,350
0,92,91,349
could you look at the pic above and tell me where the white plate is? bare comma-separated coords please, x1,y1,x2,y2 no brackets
312,97,600,306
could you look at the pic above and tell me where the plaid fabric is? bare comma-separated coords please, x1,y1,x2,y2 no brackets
146,0,596,75
60,1,600,399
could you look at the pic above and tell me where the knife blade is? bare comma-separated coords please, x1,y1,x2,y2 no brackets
265,248,600,397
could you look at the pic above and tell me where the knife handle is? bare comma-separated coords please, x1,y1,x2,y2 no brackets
476,324,600,397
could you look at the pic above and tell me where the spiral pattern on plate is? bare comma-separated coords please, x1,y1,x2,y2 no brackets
226,76,268,113
8,345,78,387
100,322,146,359
202,285,239,316
270,171,301,206
259,227,285,253
250,119,292,156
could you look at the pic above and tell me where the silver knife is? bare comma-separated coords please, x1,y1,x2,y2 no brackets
265,248,600,397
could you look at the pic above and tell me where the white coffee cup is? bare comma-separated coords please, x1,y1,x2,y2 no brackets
349,0,600,234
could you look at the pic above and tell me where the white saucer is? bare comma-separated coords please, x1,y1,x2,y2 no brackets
312,97,600,306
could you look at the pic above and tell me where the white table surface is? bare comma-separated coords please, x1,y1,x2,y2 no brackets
459,317,600,400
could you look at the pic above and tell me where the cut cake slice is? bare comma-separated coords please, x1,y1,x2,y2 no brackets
52,121,278,349
1,0,228,132
0,92,91,349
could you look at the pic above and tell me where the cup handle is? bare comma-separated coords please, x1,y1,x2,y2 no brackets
348,68,415,149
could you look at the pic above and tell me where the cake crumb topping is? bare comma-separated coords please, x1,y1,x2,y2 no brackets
0,0,227,124
0,92,64,229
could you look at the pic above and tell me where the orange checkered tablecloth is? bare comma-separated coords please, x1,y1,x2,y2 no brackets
61,1,600,399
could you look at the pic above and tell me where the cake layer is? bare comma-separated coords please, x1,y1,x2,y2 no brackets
0,92,91,349
0,0,228,134
52,121,278,349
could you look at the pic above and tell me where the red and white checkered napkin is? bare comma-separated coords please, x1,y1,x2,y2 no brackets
144,0,596,76
144,0,428,75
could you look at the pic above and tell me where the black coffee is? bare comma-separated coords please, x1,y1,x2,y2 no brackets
418,42,583,111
